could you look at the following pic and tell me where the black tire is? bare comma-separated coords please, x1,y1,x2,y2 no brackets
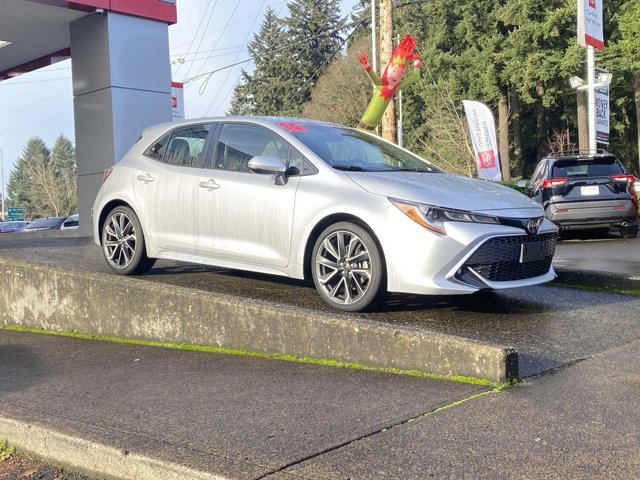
620,224,638,239
101,206,155,275
311,222,385,312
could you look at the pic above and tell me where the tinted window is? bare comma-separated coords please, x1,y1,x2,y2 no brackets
144,133,171,161
287,148,316,176
552,158,624,178
213,124,287,172
165,124,212,167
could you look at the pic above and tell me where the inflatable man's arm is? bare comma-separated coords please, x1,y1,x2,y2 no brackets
359,52,381,87
397,53,421,90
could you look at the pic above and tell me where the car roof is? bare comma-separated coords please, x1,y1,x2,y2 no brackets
139,116,341,139
542,149,619,163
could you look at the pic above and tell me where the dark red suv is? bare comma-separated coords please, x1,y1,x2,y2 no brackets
522,151,638,238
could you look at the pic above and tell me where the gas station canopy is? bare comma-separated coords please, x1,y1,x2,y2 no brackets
0,0,176,80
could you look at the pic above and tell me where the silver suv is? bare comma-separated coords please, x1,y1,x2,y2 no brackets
523,151,638,238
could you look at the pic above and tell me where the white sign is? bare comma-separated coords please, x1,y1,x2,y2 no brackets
171,81,184,120
595,68,609,144
577,0,604,50
462,100,502,182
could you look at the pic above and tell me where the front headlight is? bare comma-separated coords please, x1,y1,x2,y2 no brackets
389,198,499,235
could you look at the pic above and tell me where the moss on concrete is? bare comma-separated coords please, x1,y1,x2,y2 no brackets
0,324,497,387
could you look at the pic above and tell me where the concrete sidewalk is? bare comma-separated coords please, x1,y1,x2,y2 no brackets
2,328,639,479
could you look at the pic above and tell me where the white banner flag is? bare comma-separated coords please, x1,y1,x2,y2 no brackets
462,100,502,182
595,68,609,144
171,81,185,120
577,0,604,50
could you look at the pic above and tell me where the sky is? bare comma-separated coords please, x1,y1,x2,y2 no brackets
0,0,359,200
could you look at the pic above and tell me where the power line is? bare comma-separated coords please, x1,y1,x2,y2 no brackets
278,22,363,114
173,0,216,77
181,0,220,81
0,90,69,119
0,77,71,86
205,0,268,115
170,1,286,53
189,0,243,86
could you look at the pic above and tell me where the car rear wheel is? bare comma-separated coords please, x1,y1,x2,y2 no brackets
312,222,385,312
102,206,155,275
620,224,638,238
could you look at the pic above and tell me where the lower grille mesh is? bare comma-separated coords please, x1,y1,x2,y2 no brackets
460,233,557,283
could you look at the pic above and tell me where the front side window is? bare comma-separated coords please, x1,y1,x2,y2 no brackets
213,124,287,172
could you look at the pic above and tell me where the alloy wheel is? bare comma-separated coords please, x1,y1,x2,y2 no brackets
103,211,137,270
315,230,373,305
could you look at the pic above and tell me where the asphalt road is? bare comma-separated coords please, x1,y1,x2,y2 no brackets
0,233,639,378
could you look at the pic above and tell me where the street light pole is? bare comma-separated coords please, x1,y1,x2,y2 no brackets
587,46,596,152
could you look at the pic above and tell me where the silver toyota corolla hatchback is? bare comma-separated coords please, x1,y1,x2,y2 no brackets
93,117,558,311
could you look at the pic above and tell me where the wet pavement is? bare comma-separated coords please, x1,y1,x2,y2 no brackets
1,233,639,378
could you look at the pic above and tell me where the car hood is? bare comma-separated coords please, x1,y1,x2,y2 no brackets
346,171,542,214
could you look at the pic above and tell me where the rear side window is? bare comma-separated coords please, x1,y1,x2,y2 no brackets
144,133,171,161
552,158,624,178
144,124,212,167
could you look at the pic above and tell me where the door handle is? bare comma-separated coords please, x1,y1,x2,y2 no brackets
136,173,155,183
199,179,220,191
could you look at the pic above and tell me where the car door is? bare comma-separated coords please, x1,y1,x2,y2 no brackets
196,123,300,268
131,123,213,253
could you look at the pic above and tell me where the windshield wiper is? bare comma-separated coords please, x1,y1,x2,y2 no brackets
332,164,370,171
381,167,432,173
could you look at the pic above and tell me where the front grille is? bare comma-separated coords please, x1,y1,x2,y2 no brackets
458,233,557,283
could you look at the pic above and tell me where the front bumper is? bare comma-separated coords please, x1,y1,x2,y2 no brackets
372,207,558,295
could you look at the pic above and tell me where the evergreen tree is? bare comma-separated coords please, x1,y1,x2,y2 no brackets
50,134,76,176
283,0,346,113
6,136,50,214
228,7,291,116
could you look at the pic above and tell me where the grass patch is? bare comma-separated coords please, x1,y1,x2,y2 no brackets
0,324,498,387
0,440,15,462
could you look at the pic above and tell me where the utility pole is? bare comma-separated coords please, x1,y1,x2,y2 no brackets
379,0,396,143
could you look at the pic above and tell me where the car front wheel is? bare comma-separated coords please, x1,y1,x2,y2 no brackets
101,206,155,275
311,222,385,312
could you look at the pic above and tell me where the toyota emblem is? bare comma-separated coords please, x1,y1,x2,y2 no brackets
526,217,543,235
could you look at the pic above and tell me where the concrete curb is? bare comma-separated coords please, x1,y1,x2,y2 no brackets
0,257,517,383
0,416,230,480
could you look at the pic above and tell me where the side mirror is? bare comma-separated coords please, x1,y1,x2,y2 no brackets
248,156,287,174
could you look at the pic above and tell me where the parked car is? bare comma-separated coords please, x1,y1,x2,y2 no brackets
23,216,67,232
61,214,79,230
520,150,638,238
0,220,29,233
93,117,558,311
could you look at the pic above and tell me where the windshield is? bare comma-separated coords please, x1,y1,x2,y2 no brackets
552,158,624,178
287,123,441,173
